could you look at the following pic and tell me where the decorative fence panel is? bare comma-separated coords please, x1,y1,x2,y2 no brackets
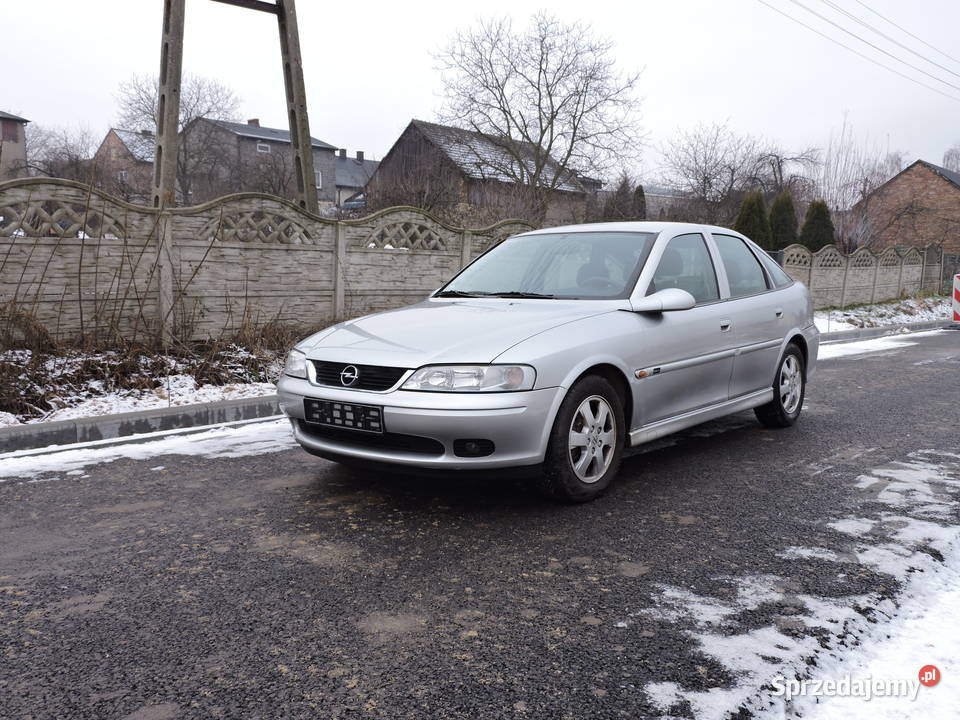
0,179,534,344
781,243,943,309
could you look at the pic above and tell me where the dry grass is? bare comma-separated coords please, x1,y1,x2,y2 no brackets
0,304,317,421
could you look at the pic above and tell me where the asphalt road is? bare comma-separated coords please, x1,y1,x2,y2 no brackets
1,329,958,720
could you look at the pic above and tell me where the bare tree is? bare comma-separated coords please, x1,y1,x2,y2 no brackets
659,122,763,224
816,119,905,250
943,143,960,173
749,144,820,199
116,74,241,204
14,123,98,182
435,12,642,223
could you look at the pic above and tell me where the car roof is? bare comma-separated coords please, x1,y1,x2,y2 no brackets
516,221,741,238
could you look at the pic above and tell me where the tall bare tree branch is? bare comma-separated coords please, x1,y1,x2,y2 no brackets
435,12,642,222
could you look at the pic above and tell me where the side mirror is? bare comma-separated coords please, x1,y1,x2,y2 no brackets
630,288,696,313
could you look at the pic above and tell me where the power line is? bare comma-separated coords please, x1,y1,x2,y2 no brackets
818,0,960,81
754,0,960,103
852,0,960,68
786,0,960,92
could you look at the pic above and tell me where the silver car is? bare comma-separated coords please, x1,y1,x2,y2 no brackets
277,222,818,502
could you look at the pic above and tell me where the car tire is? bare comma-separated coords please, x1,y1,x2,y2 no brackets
754,343,805,428
537,375,625,503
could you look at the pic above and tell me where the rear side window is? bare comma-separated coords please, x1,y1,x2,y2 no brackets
756,250,794,288
648,233,719,304
713,234,769,298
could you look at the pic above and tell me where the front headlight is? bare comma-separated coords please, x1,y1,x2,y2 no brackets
401,365,535,392
284,349,307,378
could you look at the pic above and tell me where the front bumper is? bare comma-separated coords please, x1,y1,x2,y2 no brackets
276,375,564,470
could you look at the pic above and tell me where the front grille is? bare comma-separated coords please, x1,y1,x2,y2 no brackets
311,360,409,391
297,420,444,455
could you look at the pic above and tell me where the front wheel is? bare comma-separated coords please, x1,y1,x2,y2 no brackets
754,344,805,428
537,375,625,503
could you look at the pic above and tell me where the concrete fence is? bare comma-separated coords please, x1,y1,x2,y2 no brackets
0,179,533,344
781,243,943,309
0,178,946,346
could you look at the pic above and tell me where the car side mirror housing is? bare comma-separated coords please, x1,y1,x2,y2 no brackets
630,288,696,313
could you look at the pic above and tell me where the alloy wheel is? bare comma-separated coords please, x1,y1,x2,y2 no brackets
780,354,803,414
568,395,617,483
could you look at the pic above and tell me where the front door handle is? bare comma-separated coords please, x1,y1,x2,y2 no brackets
775,308,784,319
720,320,732,332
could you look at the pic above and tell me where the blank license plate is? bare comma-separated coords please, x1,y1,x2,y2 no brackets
304,398,384,433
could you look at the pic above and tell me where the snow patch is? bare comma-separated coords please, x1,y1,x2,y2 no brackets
638,450,960,719
0,418,296,481
814,296,950,333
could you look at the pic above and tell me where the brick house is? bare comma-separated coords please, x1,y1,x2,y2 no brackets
856,160,960,289
92,128,155,203
181,118,338,206
0,110,29,181
366,119,590,224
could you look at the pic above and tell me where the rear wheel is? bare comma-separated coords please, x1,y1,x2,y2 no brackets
538,375,625,503
754,344,805,428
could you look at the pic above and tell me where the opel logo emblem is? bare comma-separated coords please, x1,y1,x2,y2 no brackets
340,365,359,386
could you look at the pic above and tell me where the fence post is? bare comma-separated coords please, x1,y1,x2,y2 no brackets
919,246,928,294
839,251,849,308
155,209,175,347
460,230,473,268
896,252,905,297
333,220,346,319
869,248,880,303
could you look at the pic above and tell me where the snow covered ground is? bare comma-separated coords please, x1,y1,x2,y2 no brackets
640,449,960,719
0,377,276,427
817,330,948,360
0,347,281,427
815,296,950,333
0,418,295,482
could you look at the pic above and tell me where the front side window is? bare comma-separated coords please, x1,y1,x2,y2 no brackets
713,234,770,298
647,233,719,304
439,232,657,299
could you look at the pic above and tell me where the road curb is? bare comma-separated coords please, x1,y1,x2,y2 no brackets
0,395,281,454
820,318,956,343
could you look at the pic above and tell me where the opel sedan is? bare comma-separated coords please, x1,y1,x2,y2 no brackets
276,222,818,502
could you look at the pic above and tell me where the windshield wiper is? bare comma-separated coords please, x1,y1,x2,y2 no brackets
485,291,556,299
434,290,482,298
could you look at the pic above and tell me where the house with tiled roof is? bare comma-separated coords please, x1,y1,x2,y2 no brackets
855,159,960,289
366,119,592,224
92,128,156,202
180,118,339,205
0,110,30,181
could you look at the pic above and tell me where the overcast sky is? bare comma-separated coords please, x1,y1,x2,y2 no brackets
3,0,958,180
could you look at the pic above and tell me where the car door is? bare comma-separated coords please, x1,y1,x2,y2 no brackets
710,232,784,398
630,232,736,425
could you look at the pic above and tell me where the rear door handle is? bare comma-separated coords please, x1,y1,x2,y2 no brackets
720,320,732,332
775,308,784,319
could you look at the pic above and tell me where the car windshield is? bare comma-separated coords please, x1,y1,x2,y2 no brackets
438,231,657,299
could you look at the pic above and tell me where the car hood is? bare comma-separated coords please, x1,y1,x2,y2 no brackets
301,299,621,367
